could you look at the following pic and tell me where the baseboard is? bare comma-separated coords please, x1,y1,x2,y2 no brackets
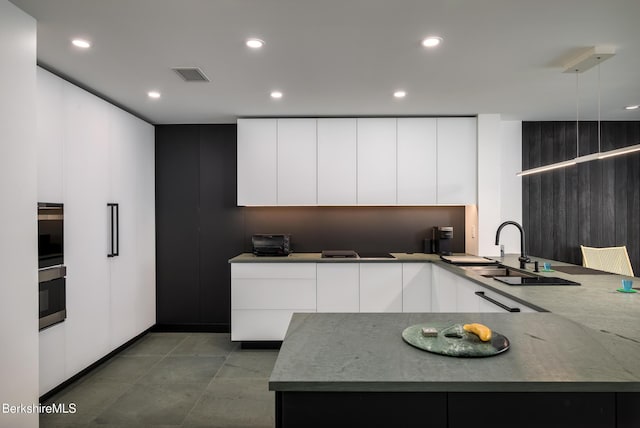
39,327,151,402
241,341,282,350
151,323,230,333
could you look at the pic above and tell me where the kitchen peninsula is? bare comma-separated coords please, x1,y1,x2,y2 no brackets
230,253,640,427
270,312,640,428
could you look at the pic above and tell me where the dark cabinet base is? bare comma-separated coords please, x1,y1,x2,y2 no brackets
276,391,638,428
278,391,447,428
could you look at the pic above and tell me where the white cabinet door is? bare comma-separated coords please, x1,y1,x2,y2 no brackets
36,68,65,203
357,118,397,205
456,276,483,312
231,263,317,341
277,119,317,205
317,118,357,205
317,264,360,312
402,263,432,312
231,309,311,341
436,117,477,204
62,83,111,375
359,263,402,312
397,118,437,205
237,119,277,205
108,108,156,349
431,265,457,312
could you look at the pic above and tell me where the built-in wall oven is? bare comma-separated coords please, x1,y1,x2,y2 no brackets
38,203,67,330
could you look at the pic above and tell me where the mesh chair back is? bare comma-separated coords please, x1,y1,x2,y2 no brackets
580,245,634,276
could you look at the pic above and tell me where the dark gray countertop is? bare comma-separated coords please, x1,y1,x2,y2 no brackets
460,255,640,344
228,252,441,263
269,312,640,392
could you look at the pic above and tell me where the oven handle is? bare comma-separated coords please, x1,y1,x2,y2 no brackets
108,203,119,257
38,265,67,283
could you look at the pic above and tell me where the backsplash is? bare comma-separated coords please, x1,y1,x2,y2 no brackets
243,206,465,254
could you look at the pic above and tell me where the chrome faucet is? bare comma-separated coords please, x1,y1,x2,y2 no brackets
495,221,531,269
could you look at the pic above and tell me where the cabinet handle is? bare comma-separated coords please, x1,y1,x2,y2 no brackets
474,291,520,312
107,203,119,257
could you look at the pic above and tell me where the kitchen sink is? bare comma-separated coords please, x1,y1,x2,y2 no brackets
460,264,580,286
460,265,535,278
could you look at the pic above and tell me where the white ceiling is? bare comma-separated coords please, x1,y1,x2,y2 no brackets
10,0,640,124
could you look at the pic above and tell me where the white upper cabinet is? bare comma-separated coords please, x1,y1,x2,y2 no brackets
36,69,65,203
237,119,277,205
397,118,437,204
277,119,317,205
436,117,477,204
357,118,397,205
317,118,357,205
237,117,477,206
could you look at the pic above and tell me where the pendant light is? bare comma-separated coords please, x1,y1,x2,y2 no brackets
517,46,640,176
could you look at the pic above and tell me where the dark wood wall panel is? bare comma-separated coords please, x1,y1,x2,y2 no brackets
523,121,640,274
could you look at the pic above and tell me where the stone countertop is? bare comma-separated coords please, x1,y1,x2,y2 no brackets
228,252,441,263
269,312,640,392
458,254,640,345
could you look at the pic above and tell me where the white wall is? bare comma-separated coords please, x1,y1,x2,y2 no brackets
475,115,523,256
499,120,523,254
0,1,39,427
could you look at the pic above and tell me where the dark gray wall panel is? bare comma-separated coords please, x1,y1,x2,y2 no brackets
522,121,640,274
156,124,465,330
198,125,244,327
155,125,201,324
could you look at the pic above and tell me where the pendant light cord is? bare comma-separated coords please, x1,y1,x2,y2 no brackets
597,59,601,153
576,70,580,157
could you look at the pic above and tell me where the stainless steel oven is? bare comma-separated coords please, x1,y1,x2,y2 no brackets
39,266,66,330
38,202,66,330
38,203,64,268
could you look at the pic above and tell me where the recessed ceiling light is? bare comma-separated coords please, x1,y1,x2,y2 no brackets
421,36,443,48
625,105,639,110
393,90,407,98
246,38,265,49
270,91,283,99
147,91,161,99
71,39,91,48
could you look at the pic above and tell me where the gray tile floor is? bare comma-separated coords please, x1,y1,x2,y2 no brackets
40,333,278,427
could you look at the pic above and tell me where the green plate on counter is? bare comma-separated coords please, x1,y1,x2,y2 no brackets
402,323,510,358
616,288,637,293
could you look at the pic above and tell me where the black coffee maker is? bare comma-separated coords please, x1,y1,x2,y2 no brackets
431,226,453,255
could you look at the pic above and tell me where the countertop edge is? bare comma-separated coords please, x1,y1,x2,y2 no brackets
268,380,640,393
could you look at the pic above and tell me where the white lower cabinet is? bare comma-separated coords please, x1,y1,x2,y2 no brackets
317,264,360,312
359,263,403,312
231,310,312,341
402,263,432,312
474,288,537,313
231,262,538,341
432,265,538,313
231,263,316,341
431,265,459,312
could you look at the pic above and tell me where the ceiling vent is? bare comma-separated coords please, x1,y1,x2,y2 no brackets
172,67,210,82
